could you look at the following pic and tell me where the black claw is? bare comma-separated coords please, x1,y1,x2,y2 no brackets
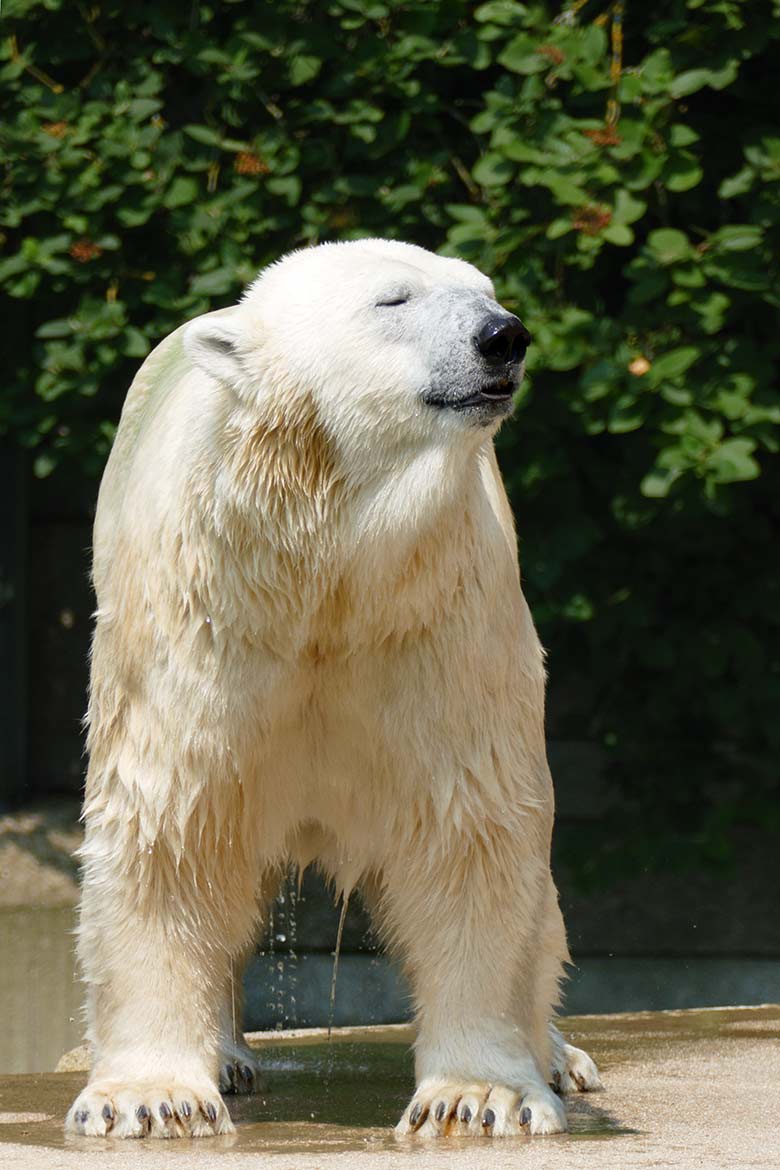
241,1064,254,1084
552,1071,562,1093
75,1109,89,1125
101,1103,114,1122
409,1103,422,1127
179,1100,192,1119
204,1101,217,1124
520,1106,532,1126
435,1101,447,1122
136,1104,150,1123
482,1107,496,1128
460,1105,472,1124
159,1102,172,1120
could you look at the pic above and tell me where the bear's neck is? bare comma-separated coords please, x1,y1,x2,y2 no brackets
196,426,495,655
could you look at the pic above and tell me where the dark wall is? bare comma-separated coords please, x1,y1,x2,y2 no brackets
0,447,28,804
25,469,96,801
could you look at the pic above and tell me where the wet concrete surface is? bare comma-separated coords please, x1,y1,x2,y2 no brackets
1,1006,779,1168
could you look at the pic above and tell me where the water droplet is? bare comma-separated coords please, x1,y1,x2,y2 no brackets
205,616,212,625
327,891,350,1059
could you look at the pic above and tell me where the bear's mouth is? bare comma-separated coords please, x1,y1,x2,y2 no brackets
424,380,516,413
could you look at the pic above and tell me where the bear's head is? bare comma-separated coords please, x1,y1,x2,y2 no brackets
184,240,529,467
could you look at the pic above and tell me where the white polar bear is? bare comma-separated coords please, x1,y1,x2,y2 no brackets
66,239,600,1140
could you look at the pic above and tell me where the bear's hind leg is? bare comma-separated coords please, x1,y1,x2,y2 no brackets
533,881,602,1095
549,1025,603,1095
216,952,265,1096
216,867,282,1097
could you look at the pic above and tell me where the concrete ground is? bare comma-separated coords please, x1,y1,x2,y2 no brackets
1,1005,778,1169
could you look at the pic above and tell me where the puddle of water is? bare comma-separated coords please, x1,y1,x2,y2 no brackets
0,1039,628,1154
0,908,82,1075
2,902,774,1157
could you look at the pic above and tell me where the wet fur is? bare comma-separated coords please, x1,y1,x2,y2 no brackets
68,240,597,1139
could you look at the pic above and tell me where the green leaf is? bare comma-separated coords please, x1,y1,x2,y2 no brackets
35,318,74,339
706,438,760,483
472,152,515,187
127,98,163,121
639,48,674,93
641,466,683,497
546,217,573,240
563,593,594,621
669,124,699,147
164,176,199,209
608,394,646,432
703,252,769,291
612,189,646,225
669,68,713,97
289,55,322,86
579,24,607,65
718,168,754,199
691,291,731,333
122,327,151,358
446,204,489,225
190,267,240,296
602,223,633,246
498,35,548,74
33,452,56,478
184,124,223,147
660,384,693,406
647,229,691,265
540,172,588,204
474,1,526,25
672,265,705,288
267,175,302,205
669,61,737,98
710,225,763,252
501,138,543,163
648,347,700,385
664,154,704,192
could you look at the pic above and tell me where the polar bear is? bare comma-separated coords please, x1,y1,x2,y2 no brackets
66,239,600,1140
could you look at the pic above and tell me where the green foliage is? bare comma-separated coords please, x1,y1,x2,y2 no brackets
2,0,778,870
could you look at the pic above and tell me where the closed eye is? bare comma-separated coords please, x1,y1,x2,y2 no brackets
375,292,411,307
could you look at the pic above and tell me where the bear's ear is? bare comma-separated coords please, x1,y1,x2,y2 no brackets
184,311,246,388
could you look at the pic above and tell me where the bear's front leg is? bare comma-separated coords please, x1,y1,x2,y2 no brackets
384,814,568,1138
66,808,258,1139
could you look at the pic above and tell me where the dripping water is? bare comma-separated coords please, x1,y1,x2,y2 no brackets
274,885,287,1028
323,889,350,1084
285,869,299,1027
328,891,350,1042
230,956,237,1046
265,867,300,1031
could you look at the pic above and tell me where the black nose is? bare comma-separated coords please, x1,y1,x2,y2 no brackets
474,314,531,365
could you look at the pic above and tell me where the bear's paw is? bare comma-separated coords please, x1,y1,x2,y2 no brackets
396,1078,567,1138
552,1042,603,1094
65,1080,234,1139
218,1038,264,1095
